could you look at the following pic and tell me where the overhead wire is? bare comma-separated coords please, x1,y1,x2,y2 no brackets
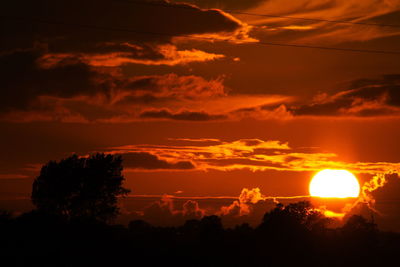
0,0,400,55
2,15,400,55
114,0,400,29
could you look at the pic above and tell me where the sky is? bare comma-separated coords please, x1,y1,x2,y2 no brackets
1,0,400,230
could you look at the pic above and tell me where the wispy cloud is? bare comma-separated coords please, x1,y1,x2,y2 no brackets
246,0,400,44
0,174,29,179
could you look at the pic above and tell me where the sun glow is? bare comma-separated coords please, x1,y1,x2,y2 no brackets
309,169,360,198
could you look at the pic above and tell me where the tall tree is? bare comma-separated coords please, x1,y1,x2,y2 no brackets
32,153,130,222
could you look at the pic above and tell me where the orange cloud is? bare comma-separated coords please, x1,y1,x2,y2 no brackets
220,188,265,216
108,138,400,175
121,194,206,226
122,188,307,227
40,45,226,67
0,49,295,123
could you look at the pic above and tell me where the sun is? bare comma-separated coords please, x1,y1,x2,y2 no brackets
309,169,360,198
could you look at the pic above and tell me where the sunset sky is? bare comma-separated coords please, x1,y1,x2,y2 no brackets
2,0,400,230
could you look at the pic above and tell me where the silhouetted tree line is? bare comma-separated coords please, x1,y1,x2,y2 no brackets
1,154,399,267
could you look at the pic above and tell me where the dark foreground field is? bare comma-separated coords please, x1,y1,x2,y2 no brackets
1,202,399,267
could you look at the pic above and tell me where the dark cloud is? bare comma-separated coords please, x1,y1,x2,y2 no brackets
139,109,227,121
173,0,266,10
121,74,226,101
290,98,353,116
2,0,248,57
365,10,400,27
369,173,400,231
290,74,400,117
0,50,112,112
348,74,400,106
345,173,400,232
122,152,195,170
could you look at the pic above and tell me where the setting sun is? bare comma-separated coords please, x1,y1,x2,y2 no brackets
309,169,360,198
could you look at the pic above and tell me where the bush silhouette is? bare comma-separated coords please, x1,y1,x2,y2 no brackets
31,153,130,222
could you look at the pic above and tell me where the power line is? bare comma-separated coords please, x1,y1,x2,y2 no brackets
2,15,400,55
114,0,400,29
226,10,400,28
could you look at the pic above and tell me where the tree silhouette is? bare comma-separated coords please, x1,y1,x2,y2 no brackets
260,201,326,232
257,201,329,266
341,214,378,248
342,214,377,234
31,153,130,222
